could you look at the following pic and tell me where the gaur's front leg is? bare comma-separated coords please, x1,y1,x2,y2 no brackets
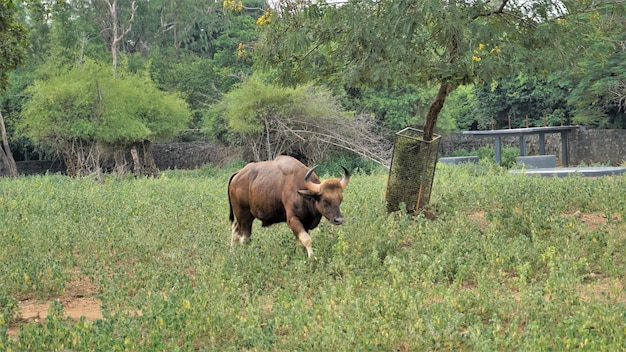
287,216,313,258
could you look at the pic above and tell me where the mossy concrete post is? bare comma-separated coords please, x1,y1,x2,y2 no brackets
385,128,441,214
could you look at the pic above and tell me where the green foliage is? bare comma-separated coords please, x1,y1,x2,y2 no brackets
315,152,385,176
219,76,297,135
439,85,478,131
563,5,626,128
567,40,626,128
463,8,626,130
341,84,459,134
255,0,625,140
473,74,573,129
6,0,263,156
223,76,345,136
444,148,474,158
97,69,191,145
475,146,520,168
2,166,626,350
146,50,248,128
19,61,104,144
0,0,28,92
0,292,18,328
20,60,191,149
256,0,615,91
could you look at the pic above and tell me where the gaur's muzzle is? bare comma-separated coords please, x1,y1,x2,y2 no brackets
331,216,344,225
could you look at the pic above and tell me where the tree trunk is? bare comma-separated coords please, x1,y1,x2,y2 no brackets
264,117,272,161
104,0,137,77
386,81,456,213
114,148,128,176
422,82,457,141
130,145,141,175
129,141,158,177
140,141,159,177
0,110,18,177
58,137,100,177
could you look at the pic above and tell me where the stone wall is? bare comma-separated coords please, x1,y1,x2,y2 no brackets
9,130,626,175
567,129,626,166
12,142,235,176
440,128,626,166
152,142,238,170
15,160,66,175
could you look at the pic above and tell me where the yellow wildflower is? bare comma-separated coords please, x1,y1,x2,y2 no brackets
257,11,272,26
237,42,246,58
223,0,243,12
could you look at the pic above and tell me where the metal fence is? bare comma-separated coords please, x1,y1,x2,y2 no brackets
386,128,441,214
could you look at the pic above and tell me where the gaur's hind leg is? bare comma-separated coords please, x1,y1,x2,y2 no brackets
230,213,253,251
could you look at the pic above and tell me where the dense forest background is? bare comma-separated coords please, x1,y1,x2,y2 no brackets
1,0,625,175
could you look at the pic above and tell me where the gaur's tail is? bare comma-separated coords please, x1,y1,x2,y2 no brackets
227,172,238,223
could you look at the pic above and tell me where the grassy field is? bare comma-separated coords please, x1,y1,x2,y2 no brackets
1,162,625,351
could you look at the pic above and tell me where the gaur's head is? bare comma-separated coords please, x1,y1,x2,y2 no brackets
298,166,350,225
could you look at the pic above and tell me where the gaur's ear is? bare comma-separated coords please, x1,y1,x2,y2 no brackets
298,190,320,200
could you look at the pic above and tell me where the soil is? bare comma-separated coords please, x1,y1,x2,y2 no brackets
467,210,622,233
7,272,102,338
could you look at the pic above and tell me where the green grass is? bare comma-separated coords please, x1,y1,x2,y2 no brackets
1,163,626,351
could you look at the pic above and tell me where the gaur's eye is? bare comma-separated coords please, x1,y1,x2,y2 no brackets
323,200,331,207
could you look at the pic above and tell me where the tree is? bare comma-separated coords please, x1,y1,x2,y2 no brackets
340,84,460,136
255,0,626,141
0,0,29,177
6,0,265,171
472,74,572,129
567,31,626,128
95,67,191,176
19,62,102,176
255,0,625,213
0,0,28,91
20,60,190,176
129,0,263,131
440,85,479,131
213,76,390,165
0,111,18,177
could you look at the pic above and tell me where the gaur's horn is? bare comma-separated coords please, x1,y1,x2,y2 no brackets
304,166,321,193
340,166,350,189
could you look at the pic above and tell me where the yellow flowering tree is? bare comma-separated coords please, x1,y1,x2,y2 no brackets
255,0,625,141
255,0,624,211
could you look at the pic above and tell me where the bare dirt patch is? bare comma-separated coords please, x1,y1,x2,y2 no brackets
563,211,619,231
578,276,626,303
468,210,621,233
468,210,488,232
7,272,103,337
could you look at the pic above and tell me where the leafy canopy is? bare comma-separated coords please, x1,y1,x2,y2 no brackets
0,0,28,91
256,0,604,87
567,27,626,128
220,76,313,135
20,59,190,148
255,0,625,138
